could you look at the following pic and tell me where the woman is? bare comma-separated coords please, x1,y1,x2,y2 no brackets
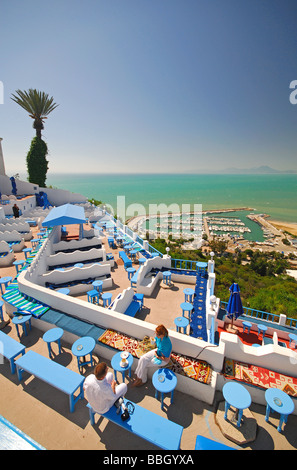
132,324,172,387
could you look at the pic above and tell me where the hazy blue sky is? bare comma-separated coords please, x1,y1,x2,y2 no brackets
1,0,297,175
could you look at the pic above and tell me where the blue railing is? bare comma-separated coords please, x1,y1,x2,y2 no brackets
170,258,198,271
220,300,297,329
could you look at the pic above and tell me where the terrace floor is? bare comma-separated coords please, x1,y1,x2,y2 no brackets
0,223,297,450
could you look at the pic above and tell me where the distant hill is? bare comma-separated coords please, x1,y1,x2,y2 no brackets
221,166,296,174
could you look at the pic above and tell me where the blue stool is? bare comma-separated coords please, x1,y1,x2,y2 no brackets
87,289,100,305
242,321,252,334
102,292,112,307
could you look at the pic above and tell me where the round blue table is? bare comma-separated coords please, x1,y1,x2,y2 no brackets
289,333,297,348
57,288,70,295
138,257,146,265
223,382,251,427
180,302,193,318
12,313,32,339
183,288,195,303
196,261,207,275
265,388,294,432
13,259,26,273
31,238,40,249
129,249,138,262
152,368,177,409
111,351,134,382
126,267,136,280
102,292,112,307
43,327,64,358
71,336,96,373
242,321,252,334
162,271,172,285
257,324,267,338
22,247,32,259
174,316,189,334
0,276,12,294
92,280,103,294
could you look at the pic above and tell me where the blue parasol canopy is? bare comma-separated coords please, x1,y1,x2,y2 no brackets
226,283,244,321
42,203,86,227
10,176,17,195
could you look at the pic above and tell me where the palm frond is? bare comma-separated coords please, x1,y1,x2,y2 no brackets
11,88,59,119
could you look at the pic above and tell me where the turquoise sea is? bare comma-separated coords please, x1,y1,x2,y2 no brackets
46,173,297,224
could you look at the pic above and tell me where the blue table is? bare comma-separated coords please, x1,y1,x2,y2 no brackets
129,249,138,262
12,314,32,339
71,336,96,373
223,382,251,427
13,260,26,274
265,388,295,432
289,333,297,348
102,292,112,307
15,350,84,412
22,247,32,259
196,261,208,275
92,280,103,294
152,368,177,409
257,324,267,339
127,267,136,280
0,330,26,374
242,321,252,334
138,257,146,266
183,288,195,303
57,288,70,295
43,327,64,358
180,302,193,318
162,271,172,285
111,351,134,382
0,276,12,294
174,316,189,334
31,238,40,249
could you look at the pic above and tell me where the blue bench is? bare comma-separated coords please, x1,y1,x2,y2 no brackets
124,300,141,317
119,251,132,269
15,350,85,412
0,331,26,374
195,435,236,450
87,400,183,450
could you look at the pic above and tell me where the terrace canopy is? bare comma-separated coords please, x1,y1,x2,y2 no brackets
42,204,86,239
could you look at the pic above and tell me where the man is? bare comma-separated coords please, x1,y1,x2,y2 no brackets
84,362,127,414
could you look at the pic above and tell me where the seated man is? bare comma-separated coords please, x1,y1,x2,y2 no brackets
84,362,127,414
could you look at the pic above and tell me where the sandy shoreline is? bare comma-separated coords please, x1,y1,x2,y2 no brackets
269,220,297,236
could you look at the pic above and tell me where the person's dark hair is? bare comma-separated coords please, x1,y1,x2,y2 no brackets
94,362,108,380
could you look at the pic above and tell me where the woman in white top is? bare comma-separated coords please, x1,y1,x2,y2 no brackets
84,362,127,414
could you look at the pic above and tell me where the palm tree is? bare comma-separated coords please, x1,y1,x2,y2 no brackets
11,89,58,186
11,89,58,138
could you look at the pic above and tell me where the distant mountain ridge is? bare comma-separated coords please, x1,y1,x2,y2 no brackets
221,165,296,174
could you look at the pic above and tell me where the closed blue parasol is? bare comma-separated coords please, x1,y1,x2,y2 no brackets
226,283,244,331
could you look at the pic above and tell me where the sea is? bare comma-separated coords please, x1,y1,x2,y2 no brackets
45,173,297,243
46,173,297,223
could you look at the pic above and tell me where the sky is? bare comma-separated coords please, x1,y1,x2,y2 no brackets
1,0,297,175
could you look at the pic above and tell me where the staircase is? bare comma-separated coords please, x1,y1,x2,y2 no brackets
190,272,208,341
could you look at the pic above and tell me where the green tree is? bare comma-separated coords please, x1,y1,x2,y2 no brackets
11,89,58,186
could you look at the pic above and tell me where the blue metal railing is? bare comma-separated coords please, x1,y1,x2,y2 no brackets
220,300,297,329
170,258,198,271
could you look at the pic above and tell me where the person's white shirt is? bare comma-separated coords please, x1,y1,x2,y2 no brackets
83,373,116,414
